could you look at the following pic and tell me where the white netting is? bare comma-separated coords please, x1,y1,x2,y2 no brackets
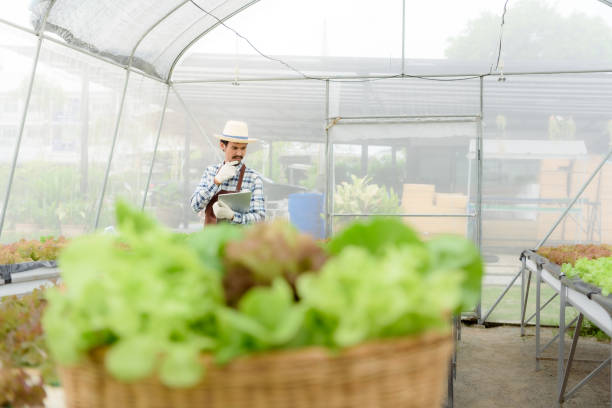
2,39,126,241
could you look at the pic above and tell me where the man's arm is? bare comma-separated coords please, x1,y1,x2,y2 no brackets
232,175,265,224
190,166,220,213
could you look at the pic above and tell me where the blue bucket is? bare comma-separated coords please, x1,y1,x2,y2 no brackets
288,193,325,239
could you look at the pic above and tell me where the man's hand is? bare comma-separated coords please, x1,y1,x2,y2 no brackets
214,161,240,185
212,200,234,220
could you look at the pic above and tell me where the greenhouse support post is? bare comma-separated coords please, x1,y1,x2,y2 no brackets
520,256,527,336
0,0,56,238
171,86,222,162
324,80,333,237
558,313,583,403
557,281,566,394
476,75,484,320
94,69,131,228
142,85,170,210
267,143,274,178
536,263,542,371
401,0,405,75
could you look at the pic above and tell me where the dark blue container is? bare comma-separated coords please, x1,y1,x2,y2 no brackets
288,193,325,239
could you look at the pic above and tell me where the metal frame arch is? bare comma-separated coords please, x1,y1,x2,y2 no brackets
146,2,228,70
129,1,193,64
35,0,58,35
94,1,192,227
166,0,262,83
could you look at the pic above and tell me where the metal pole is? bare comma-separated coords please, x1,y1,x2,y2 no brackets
520,256,527,336
171,86,222,162
169,68,612,84
557,280,566,404
141,85,170,210
466,141,473,208
401,0,405,76
564,357,611,401
479,266,523,324
0,18,37,34
596,0,612,8
536,263,542,371
94,69,131,228
559,313,583,403
535,147,612,250
521,269,533,326
324,80,333,237
476,75,484,320
0,1,55,239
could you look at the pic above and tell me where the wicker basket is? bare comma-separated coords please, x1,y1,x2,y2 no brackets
59,331,452,408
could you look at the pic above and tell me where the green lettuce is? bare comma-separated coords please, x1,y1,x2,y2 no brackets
326,218,422,256
297,245,464,348
43,203,484,388
563,257,612,295
43,202,223,387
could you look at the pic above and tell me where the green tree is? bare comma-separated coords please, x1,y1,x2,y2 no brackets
445,0,612,66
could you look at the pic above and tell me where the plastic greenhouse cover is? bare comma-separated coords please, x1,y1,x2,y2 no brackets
523,250,612,316
19,0,612,82
29,0,254,80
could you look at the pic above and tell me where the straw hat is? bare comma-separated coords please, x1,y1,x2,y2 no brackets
215,120,257,143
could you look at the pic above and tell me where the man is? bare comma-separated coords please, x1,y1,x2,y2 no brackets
190,120,265,225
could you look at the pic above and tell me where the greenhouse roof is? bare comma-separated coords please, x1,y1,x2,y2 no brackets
6,0,609,83
28,0,260,81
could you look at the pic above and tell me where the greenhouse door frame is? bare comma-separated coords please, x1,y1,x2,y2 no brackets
322,76,484,290
324,115,482,237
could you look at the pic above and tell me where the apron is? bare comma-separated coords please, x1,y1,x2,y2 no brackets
204,164,246,225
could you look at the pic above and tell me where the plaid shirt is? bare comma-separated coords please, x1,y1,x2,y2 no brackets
190,162,265,224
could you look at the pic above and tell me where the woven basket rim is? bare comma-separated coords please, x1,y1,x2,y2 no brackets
62,329,451,375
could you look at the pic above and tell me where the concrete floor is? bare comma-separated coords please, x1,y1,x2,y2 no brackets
455,324,610,408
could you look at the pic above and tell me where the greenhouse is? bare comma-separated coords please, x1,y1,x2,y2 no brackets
0,0,611,407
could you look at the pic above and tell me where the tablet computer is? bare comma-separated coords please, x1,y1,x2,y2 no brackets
218,191,252,212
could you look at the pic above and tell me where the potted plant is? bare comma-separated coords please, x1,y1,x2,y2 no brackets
43,202,482,408
334,175,401,230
